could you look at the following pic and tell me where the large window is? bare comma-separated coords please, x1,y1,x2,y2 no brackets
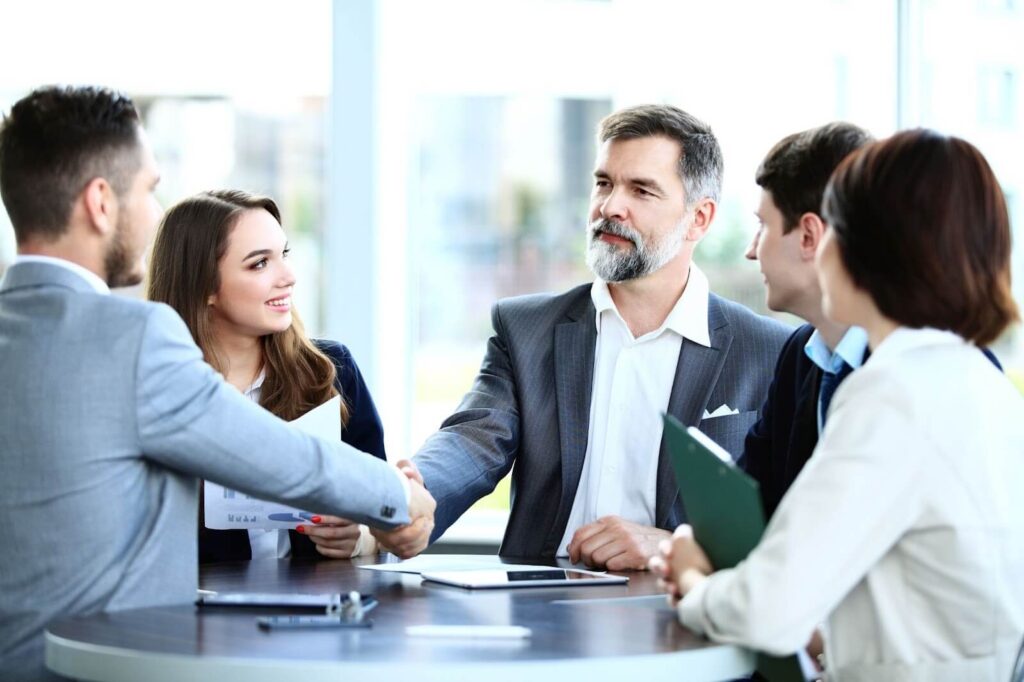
353,0,903,539
900,0,1024,387
2,0,1022,543
140,97,329,322
331,0,1022,541
0,0,333,329
409,96,609,453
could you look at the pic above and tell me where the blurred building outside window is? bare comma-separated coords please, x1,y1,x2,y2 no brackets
1,0,1021,548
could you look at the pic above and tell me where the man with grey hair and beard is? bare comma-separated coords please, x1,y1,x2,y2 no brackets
394,104,789,570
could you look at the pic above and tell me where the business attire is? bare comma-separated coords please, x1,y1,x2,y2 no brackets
739,324,1002,520
738,324,866,519
414,266,790,556
0,259,409,680
678,327,1024,681
198,340,387,564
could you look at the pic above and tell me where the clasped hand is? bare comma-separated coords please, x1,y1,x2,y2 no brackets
567,516,671,571
647,524,712,605
370,459,435,559
297,515,365,559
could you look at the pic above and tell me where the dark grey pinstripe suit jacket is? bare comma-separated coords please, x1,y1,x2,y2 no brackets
413,283,790,557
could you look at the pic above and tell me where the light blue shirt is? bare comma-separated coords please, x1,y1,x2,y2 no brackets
804,326,868,432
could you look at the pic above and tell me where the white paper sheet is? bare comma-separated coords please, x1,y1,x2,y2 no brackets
359,554,599,575
203,395,341,530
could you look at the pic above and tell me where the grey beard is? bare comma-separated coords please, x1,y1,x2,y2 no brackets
585,218,683,282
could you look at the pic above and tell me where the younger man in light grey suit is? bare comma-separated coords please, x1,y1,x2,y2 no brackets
0,86,434,680
407,105,789,569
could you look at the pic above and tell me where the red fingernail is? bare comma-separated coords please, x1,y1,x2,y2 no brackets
296,525,306,534
311,516,322,524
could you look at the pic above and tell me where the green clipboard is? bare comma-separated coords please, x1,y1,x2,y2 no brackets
663,414,805,682
663,414,765,568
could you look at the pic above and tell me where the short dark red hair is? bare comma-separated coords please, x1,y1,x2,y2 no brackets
823,129,1018,346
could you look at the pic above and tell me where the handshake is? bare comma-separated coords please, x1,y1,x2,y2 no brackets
370,459,436,559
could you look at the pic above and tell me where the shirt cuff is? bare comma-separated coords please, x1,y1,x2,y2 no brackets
352,524,376,557
391,464,412,505
676,574,713,636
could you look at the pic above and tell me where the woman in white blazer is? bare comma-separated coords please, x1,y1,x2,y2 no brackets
652,129,1024,681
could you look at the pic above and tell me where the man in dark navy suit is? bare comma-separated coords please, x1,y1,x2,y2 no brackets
724,122,1007,680
738,123,874,519
738,124,1002,524
729,122,875,679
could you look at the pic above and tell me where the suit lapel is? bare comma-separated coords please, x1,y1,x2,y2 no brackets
543,296,597,553
655,296,733,529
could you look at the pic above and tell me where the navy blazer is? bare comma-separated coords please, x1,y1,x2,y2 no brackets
198,340,386,564
738,324,1003,520
737,324,820,520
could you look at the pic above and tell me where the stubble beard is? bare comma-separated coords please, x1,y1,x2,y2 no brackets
104,212,143,289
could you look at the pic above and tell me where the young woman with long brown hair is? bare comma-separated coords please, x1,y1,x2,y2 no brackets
148,189,384,562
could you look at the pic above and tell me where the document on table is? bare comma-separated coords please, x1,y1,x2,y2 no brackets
203,396,341,530
360,555,576,575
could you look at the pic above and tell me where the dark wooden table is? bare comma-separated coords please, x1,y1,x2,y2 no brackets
46,555,754,681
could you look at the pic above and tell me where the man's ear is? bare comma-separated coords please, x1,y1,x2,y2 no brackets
81,177,118,237
798,212,826,261
685,198,717,242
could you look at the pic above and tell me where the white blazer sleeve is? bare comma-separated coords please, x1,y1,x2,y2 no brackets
678,369,925,655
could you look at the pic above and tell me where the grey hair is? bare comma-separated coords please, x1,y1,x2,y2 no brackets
598,104,723,206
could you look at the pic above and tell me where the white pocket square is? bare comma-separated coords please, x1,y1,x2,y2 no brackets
701,404,740,420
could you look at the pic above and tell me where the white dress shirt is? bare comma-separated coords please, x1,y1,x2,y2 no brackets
240,372,293,560
558,265,710,556
13,255,110,294
678,328,1024,681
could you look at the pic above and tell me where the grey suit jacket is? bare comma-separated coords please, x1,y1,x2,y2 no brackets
0,262,408,680
414,282,790,557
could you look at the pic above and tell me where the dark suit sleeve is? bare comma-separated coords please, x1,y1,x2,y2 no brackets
737,346,786,521
737,324,815,521
412,302,520,542
315,340,387,461
738,380,777,496
291,340,388,560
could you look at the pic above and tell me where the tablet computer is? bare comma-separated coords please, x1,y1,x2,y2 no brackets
420,568,628,589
